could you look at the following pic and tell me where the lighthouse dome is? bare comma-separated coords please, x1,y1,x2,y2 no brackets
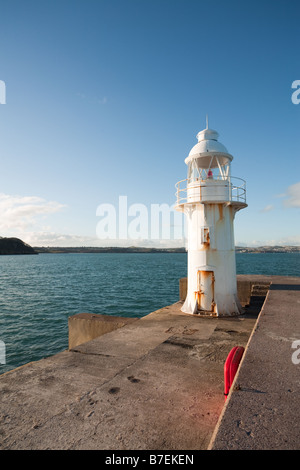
185,126,233,169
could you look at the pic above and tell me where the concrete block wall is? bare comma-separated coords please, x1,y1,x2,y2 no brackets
68,313,138,349
69,275,270,350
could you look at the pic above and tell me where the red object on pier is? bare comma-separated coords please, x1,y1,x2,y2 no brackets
224,346,244,400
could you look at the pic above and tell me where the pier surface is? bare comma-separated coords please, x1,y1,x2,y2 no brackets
209,274,300,450
0,275,299,450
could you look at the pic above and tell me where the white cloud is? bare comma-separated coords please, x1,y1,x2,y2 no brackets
0,193,66,232
22,232,98,247
260,204,273,212
236,236,300,247
0,192,187,248
276,235,300,246
20,232,187,248
283,182,300,208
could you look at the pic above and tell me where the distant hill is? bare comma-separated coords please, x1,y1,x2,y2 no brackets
34,246,186,254
235,245,300,253
33,245,300,254
0,237,38,255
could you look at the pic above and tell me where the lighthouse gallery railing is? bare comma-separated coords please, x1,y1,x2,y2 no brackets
175,176,246,206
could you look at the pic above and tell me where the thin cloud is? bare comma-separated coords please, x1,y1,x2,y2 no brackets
283,182,300,208
277,235,300,246
260,204,273,213
98,96,107,105
21,232,186,248
22,232,99,247
0,193,66,231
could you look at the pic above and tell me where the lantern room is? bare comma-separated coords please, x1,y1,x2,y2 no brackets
185,127,233,182
176,123,246,208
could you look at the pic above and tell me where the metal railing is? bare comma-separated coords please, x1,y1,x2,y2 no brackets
175,176,246,206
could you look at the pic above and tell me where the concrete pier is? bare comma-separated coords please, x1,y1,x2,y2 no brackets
0,275,299,450
209,275,300,450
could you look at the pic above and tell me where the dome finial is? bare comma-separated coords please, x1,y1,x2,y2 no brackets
206,114,209,129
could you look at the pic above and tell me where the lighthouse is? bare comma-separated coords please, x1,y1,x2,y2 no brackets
175,121,247,316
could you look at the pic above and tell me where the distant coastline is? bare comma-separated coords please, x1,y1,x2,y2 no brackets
33,246,187,254
1,237,299,255
235,246,300,254
33,245,300,254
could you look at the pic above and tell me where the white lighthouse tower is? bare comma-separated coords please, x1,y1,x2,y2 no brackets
176,120,247,316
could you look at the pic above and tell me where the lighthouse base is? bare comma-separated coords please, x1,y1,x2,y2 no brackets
181,292,243,318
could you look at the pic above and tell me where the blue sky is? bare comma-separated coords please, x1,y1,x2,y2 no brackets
0,0,299,247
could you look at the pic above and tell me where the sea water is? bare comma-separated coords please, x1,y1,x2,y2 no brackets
0,252,299,374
